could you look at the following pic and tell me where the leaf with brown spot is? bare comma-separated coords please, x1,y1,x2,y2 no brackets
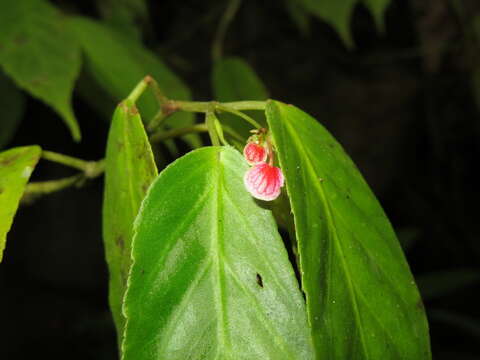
102,98,157,349
0,146,41,262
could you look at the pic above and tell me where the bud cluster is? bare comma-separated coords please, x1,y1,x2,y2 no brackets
243,130,284,201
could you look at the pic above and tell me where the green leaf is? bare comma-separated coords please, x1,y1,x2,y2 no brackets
296,0,357,46
362,0,391,31
69,16,199,147
122,146,314,359
103,99,158,345
0,146,41,262
0,0,81,141
97,0,148,41
416,269,480,301
266,100,431,359
0,72,25,149
213,57,268,140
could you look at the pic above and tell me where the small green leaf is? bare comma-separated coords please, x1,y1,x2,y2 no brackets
362,0,391,32
297,0,357,47
0,72,25,149
266,100,431,359
416,269,480,301
0,146,41,262
103,99,158,346
213,57,268,140
123,146,314,359
69,16,199,148
0,0,81,141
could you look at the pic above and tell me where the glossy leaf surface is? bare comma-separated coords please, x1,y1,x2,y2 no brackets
123,146,314,360
103,99,158,342
69,17,198,147
266,100,431,359
0,146,41,262
0,0,81,140
0,72,25,149
213,57,268,140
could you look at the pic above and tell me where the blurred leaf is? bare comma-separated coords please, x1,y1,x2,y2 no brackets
0,0,81,141
97,0,149,41
284,0,311,35
296,0,357,46
103,99,158,346
213,57,268,140
266,100,431,359
416,269,480,301
362,0,391,31
123,146,314,359
0,146,41,262
68,16,199,148
0,72,25,149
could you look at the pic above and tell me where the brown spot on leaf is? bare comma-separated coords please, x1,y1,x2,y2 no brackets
0,154,20,166
115,235,125,250
129,105,139,116
256,273,264,288
0,187,3,194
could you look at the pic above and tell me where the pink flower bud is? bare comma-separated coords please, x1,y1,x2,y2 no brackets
244,162,284,201
243,142,267,165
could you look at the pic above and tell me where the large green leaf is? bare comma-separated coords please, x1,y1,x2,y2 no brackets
296,0,357,46
69,16,198,147
0,146,41,262
213,57,268,140
266,100,431,359
103,99,158,344
0,0,81,141
122,146,314,359
0,72,25,149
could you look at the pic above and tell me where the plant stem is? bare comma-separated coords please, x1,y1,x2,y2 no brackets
216,104,262,129
21,155,106,204
149,123,208,143
42,151,93,172
127,75,168,105
173,100,266,113
127,76,150,103
206,110,221,146
22,174,83,203
212,0,242,61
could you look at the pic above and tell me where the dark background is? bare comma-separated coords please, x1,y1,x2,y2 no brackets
1,0,479,358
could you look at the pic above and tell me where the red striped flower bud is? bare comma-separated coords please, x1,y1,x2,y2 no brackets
244,162,284,201
243,142,267,165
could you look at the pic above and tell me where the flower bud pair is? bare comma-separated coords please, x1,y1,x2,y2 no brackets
243,140,284,201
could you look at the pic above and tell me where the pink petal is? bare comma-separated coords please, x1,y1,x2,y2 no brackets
244,162,284,201
243,142,267,165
